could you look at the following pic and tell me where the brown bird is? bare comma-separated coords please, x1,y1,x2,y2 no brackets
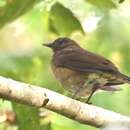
43,37,130,103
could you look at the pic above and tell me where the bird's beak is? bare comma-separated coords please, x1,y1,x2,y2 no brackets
42,43,53,48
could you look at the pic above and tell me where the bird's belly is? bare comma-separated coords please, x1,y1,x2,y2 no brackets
51,66,109,98
52,66,85,91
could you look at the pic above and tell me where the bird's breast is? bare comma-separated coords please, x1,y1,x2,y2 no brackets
51,65,86,92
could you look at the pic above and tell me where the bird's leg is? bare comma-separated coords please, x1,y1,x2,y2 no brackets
85,85,98,104
71,79,92,99
71,87,82,99
71,79,96,101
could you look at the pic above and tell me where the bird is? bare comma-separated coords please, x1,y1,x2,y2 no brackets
43,37,130,103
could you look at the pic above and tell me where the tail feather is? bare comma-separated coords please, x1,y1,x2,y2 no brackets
101,85,122,91
120,73,130,84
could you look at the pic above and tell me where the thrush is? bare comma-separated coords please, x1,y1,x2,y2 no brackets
43,37,130,103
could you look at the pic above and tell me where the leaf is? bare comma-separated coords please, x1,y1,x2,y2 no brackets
0,0,39,28
119,0,125,3
49,2,83,36
87,0,117,10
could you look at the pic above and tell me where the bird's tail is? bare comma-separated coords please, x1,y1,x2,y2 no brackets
120,73,130,84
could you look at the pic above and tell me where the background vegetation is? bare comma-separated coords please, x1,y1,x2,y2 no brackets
0,0,130,130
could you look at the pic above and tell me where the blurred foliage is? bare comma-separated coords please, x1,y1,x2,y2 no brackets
49,2,83,35
119,0,125,4
87,0,117,10
0,0,40,28
0,0,130,130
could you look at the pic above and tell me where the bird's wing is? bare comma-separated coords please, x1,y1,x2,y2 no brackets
55,48,119,74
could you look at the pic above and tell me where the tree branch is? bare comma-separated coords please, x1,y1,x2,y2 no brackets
0,76,130,128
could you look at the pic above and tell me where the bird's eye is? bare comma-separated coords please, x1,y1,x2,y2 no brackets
59,40,64,44
57,40,66,47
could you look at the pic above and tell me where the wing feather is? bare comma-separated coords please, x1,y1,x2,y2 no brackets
53,48,119,74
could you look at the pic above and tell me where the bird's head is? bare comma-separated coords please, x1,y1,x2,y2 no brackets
43,37,79,51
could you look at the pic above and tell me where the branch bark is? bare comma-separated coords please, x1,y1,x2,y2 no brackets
0,76,130,128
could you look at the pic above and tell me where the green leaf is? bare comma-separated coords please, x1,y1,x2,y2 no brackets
0,0,39,28
119,0,125,3
87,0,117,10
49,2,83,36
